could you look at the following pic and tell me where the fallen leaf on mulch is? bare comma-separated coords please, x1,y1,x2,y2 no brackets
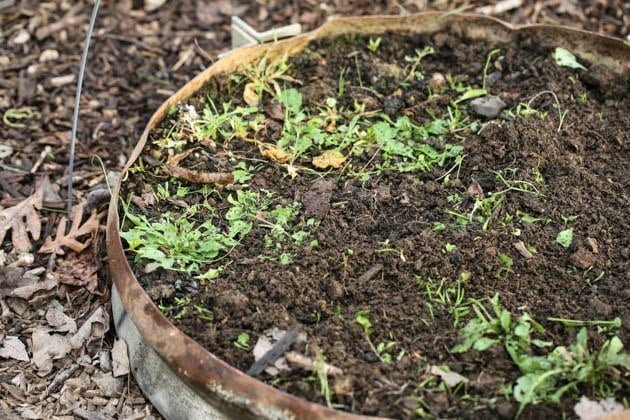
31,327,73,374
0,176,48,251
312,149,346,169
574,396,624,419
0,336,30,362
92,372,124,397
53,249,99,294
7,271,57,300
45,300,77,333
39,202,105,255
429,365,469,387
69,307,109,349
111,339,130,377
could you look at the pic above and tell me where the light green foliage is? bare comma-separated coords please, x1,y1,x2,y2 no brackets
313,350,334,407
120,205,237,277
422,273,471,327
276,88,326,158
369,115,464,173
354,310,397,363
234,332,250,350
552,47,587,71
556,228,573,248
194,305,214,321
355,310,372,335
195,102,260,142
367,37,382,52
452,294,630,416
497,253,514,279
403,46,435,82
240,54,299,99
232,161,258,184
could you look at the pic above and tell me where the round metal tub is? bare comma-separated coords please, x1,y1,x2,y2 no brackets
106,12,629,419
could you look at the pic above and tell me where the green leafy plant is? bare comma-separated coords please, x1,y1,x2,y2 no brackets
452,294,630,416
422,273,472,327
120,204,237,278
552,47,587,71
354,310,396,363
313,350,334,408
234,332,250,350
497,253,514,280
556,228,573,249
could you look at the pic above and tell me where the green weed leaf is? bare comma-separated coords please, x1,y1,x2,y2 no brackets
556,228,573,248
552,47,587,71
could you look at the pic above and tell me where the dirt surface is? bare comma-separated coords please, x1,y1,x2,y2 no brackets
1,1,629,419
121,23,629,420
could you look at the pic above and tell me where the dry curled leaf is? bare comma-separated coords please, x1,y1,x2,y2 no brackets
312,150,346,169
167,149,234,185
39,202,105,255
0,177,48,251
53,249,99,294
243,82,261,106
167,164,234,185
259,142,292,163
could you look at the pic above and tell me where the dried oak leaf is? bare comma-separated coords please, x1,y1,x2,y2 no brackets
0,177,47,251
53,249,99,294
39,202,105,255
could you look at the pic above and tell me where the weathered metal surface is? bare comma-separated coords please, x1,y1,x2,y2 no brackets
107,12,629,420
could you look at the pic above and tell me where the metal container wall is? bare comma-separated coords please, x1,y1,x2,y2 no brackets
106,13,630,420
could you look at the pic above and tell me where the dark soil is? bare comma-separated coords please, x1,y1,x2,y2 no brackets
119,27,630,419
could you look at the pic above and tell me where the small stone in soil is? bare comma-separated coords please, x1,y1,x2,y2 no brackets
469,95,507,118
569,247,598,270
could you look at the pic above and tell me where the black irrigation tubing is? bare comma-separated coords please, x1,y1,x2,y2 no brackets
67,0,100,229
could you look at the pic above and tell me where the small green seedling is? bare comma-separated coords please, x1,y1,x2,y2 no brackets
442,243,457,254
556,228,573,248
313,350,334,407
367,37,382,52
354,310,396,363
497,253,514,280
552,47,587,71
234,332,250,350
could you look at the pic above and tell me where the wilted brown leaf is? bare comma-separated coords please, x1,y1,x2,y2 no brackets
166,149,234,185
243,82,261,106
167,164,234,185
0,177,48,251
53,249,99,294
39,202,105,255
312,150,346,169
259,143,292,163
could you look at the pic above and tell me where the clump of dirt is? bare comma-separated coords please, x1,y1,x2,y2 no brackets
119,29,629,419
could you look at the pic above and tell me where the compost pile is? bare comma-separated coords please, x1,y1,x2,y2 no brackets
120,28,629,419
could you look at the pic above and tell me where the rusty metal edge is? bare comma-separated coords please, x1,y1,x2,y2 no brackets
106,12,629,420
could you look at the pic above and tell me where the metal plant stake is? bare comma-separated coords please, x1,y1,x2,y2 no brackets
68,0,100,227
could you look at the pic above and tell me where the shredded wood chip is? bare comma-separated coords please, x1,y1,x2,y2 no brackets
39,202,105,255
0,177,47,251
